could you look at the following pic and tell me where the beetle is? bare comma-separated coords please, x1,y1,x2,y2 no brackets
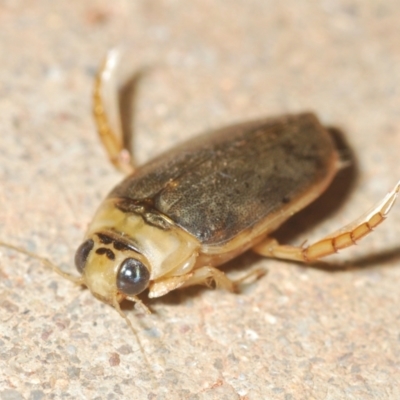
1,48,399,320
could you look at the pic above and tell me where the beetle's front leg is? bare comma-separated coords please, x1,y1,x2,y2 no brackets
253,180,400,262
125,295,152,314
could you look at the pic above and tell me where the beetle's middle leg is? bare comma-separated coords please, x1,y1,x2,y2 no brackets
176,266,237,292
149,267,265,298
253,180,400,263
148,268,236,297
179,266,265,292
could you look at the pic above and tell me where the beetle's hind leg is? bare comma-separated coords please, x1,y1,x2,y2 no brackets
178,266,237,292
253,180,400,263
93,48,142,175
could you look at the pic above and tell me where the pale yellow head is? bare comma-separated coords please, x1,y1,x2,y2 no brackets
74,232,151,304
74,198,200,304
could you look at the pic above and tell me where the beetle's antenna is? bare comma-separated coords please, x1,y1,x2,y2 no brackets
0,240,84,285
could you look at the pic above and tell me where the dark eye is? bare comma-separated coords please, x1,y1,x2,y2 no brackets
117,258,150,296
75,239,94,274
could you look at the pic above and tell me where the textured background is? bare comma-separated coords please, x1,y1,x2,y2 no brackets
1,1,400,399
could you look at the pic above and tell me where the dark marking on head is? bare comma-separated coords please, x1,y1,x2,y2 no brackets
95,247,116,260
97,233,113,245
282,196,291,204
113,240,132,252
95,231,141,253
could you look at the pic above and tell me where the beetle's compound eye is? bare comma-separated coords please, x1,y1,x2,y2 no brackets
117,258,150,296
75,239,94,274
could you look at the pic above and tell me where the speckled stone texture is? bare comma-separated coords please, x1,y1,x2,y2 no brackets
1,1,400,399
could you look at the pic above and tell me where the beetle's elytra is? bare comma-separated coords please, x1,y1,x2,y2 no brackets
1,49,399,316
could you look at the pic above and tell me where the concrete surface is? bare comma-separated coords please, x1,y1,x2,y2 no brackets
1,1,400,399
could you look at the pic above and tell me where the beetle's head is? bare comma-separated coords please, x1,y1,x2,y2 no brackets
74,232,151,304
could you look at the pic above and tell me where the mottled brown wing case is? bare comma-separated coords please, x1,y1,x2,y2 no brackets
109,113,336,246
